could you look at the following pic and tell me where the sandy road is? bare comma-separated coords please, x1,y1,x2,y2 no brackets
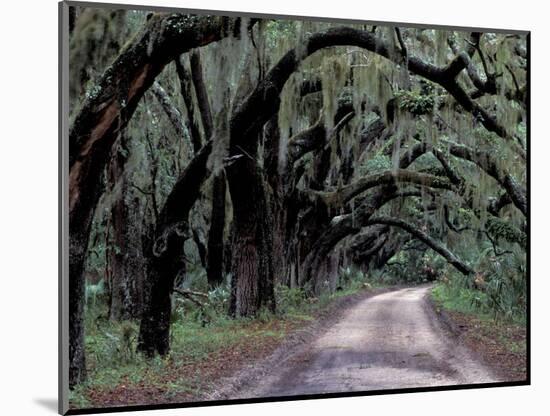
238,286,498,398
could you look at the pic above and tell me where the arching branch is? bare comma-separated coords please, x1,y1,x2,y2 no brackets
313,169,452,209
425,147,526,246
287,92,360,166
365,216,474,276
230,26,517,156
287,120,327,165
69,14,242,222
349,225,390,264
155,141,213,234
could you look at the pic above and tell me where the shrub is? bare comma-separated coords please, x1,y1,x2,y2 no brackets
338,266,366,288
207,281,231,314
86,320,139,367
433,251,526,324
275,284,306,314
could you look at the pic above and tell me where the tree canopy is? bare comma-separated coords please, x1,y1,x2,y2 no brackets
66,6,527,389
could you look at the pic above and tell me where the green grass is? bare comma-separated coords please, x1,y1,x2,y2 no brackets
431,282,526,326
432,283,491,318
170,317,246,359
431,280,526,380
72,268,386,408
72,308,308,407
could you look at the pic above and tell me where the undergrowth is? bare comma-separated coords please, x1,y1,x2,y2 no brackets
71,266,384,407
432,268,526,325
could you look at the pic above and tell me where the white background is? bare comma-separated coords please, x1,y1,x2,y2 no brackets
0,0,547,414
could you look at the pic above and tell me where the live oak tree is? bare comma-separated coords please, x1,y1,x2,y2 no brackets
67,7,527,387
68,10,243,387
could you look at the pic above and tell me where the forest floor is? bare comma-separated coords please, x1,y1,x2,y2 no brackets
72,284,526,410
71,282,388,409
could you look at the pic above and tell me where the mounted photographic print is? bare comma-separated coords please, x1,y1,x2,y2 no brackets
59,1,530,414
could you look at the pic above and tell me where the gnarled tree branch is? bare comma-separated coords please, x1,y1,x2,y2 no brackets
313,169,452,210
365,215,474,276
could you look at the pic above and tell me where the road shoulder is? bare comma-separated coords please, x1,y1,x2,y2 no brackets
428,292,527,382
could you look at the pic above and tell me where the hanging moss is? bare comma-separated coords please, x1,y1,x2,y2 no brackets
435,29,449,66
278,72,302,172
320,53,349,130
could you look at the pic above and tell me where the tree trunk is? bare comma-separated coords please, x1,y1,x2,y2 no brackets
137,141,212,356
137,239,184,356
105,136,146,320
175,56,203,153
263,115,289,286
69,162,105,388
227,155,275,317
68,230,88,388
190,50,214,139
186,49,226,288
206,173,227,287
108,191,145,320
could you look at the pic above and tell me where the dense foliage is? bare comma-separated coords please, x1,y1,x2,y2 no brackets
67,5,527,394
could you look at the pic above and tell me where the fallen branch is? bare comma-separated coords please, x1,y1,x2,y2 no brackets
173,288,208,307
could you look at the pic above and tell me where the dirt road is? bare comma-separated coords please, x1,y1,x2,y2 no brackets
215,286,498,399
